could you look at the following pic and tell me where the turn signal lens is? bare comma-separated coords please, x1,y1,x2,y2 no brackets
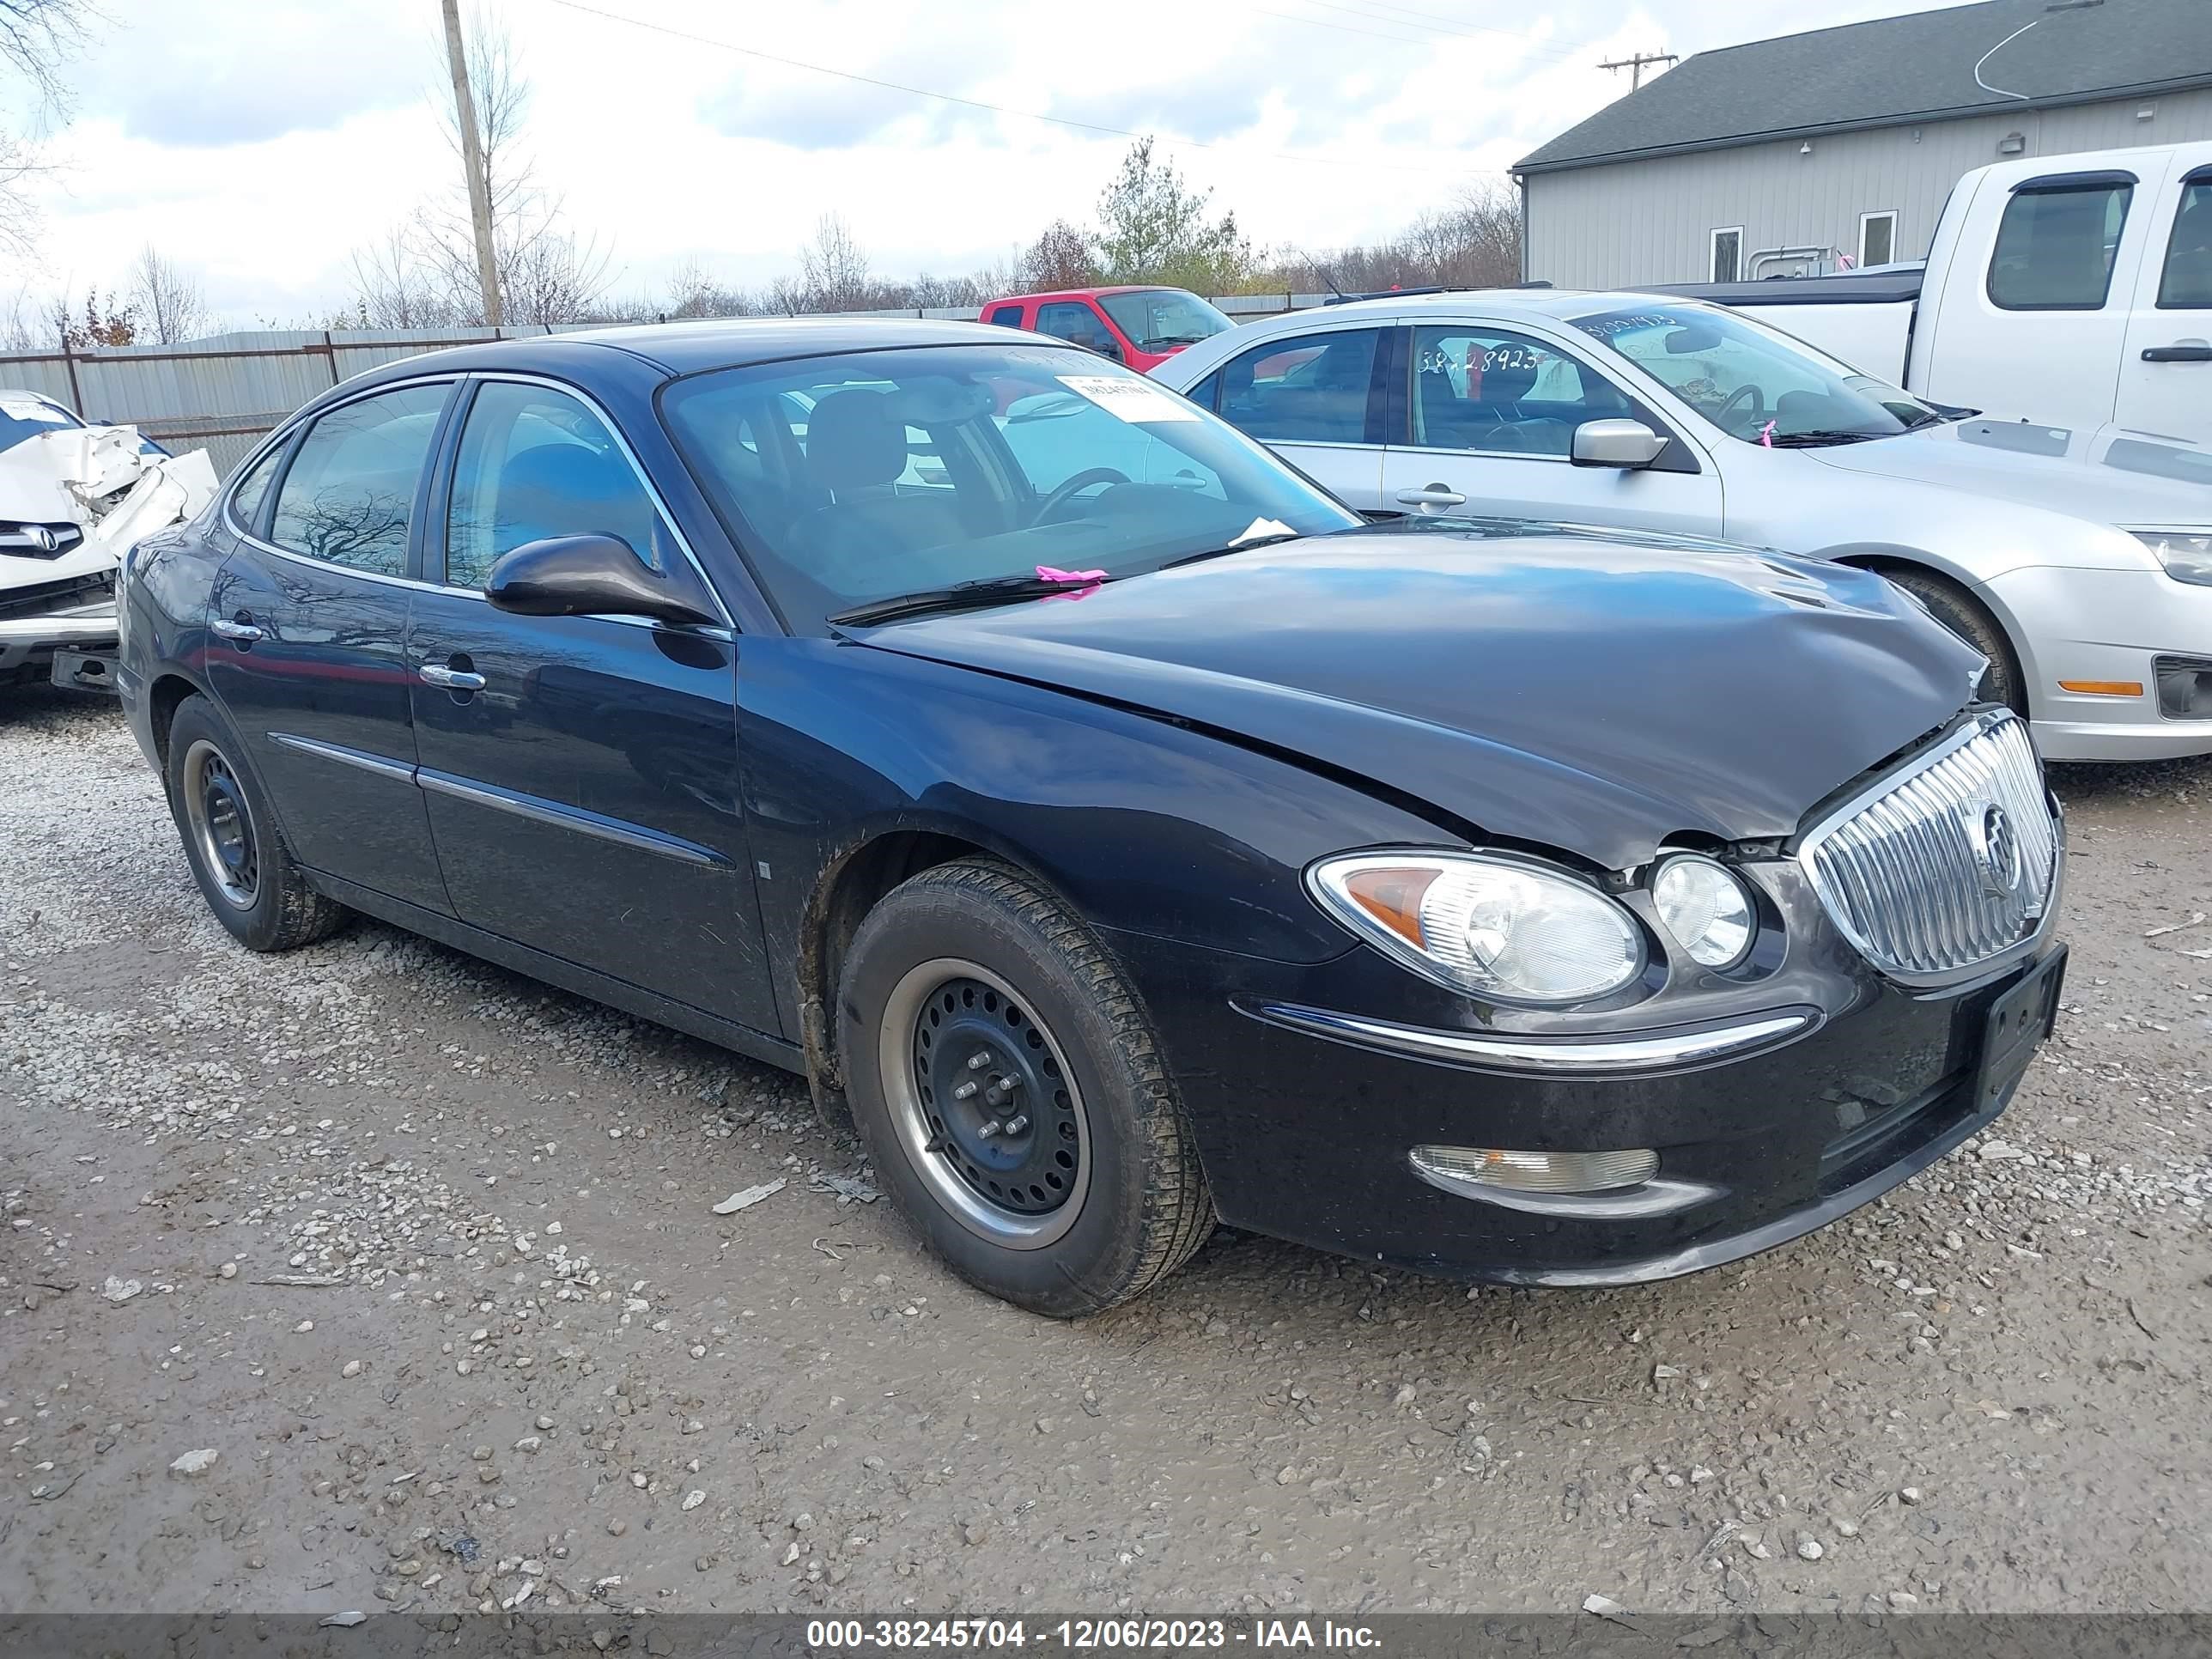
2057,679,2144,698
1310,851,1644,1005
1411,1145,1659,1194
1650,855,1756,969
1341,866,1439,947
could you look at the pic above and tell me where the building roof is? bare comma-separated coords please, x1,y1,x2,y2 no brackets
1516,0,2212,175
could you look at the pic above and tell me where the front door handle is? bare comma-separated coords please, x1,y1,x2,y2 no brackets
1395,484,1468,507
2141,343,2212,363
210,615,263,645
418,663,486,692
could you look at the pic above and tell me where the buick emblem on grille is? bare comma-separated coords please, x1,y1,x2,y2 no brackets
1966,801,2027,902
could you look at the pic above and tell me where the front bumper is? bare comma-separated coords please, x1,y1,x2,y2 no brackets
1979,564,2212,760
0,596,118,678
1109,867,2063,1285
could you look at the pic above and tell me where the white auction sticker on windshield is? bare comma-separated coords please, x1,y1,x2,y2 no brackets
1056,374,1200,422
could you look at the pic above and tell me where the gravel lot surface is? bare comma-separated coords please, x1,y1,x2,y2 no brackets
2,687,2207,1620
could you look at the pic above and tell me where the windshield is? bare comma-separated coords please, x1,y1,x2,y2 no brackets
660,341,1359,633
0,392,84,453
1097,289,1233,351
1572,306,1939,445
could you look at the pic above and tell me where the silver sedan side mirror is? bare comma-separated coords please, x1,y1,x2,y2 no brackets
1571,418,1668,469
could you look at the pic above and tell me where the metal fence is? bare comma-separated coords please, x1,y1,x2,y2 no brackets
0,295,1336,477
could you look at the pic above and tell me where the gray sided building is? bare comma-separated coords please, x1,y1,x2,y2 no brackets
1516,0,2212,289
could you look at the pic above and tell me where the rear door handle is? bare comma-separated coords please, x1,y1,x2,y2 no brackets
210,616,263,644
2141,343,2212,362
1395,485,1468,507
418,663,486,691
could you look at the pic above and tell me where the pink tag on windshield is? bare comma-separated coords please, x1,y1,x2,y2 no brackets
1759,420,1777,447
1035,565,1106,601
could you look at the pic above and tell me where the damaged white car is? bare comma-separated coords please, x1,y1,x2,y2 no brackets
0,391,216,691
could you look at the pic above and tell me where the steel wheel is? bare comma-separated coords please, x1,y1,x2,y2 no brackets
877,957,1092,1249
180,738,259,909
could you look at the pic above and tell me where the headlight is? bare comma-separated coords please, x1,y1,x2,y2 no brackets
2131,530,2212,586
1308,851,1644,1005
1650,854,1755,969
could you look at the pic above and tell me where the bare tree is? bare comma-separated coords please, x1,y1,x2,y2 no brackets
348,227,462,329
348,14,611,328
126,245,213,343
1020,220,1095,291
798,213,873,312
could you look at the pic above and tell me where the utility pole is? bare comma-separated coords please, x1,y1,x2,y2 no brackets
441,0,503,327
1598,50,1679,91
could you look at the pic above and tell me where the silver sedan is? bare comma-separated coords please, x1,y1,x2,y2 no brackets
1152,291,2212,761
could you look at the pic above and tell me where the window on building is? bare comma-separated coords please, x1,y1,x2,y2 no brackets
1858,210,1898,269
2155,171,2211,310
1711,228,1743,283
1988,177,2134,310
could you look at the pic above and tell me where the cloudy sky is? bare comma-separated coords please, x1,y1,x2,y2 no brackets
8,0,1975,325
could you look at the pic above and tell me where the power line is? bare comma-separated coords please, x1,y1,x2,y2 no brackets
534,0,1564,175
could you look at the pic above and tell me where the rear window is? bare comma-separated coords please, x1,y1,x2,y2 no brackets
1988,179,2133,311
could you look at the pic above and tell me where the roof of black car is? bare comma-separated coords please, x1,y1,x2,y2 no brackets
356,315,1016,385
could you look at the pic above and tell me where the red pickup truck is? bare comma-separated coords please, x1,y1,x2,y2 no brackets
980,286,1236,373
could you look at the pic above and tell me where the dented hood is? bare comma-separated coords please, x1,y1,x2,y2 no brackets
851,521,1982,870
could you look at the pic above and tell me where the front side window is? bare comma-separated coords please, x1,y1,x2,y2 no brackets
660,342,1359,635
1096,289,1234,353
1577,305,1936,445
1711,228,1742,283
1034,302,1118,355
1989,179,2133,311
1215,327,1381,445
1411,325,1631,456
268,383,448,575
445,381,669,590
2157,174,2212,309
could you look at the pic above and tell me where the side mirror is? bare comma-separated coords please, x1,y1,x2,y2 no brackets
1091,336,1124,362
484,534,720,626
1571,418,1669,470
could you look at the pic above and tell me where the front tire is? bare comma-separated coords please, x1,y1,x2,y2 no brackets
837,860,1213,1317
164,695,349,951
1885,568,2026,714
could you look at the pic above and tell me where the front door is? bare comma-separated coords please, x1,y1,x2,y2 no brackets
2118,161,2212,441
204,381,454,914
405,377,781,1036
1198,323,1389,509
1378,324,1723,533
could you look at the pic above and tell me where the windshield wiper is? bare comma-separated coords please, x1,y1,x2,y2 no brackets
827,573,1112,628
1143,334,1210,348
1158,529,1304,571
1763,428,1887,448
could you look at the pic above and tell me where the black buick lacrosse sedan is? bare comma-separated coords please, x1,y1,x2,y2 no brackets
115,319,2064,1316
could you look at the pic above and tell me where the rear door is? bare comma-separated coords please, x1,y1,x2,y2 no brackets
404,375,781,1036
2117,156,2212,441
1186,321,1389,509
1377,320,1723,533
204,380,455,914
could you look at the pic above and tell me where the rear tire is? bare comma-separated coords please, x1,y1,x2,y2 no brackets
837,860,1213,1317
164,695,349,951
1884,567,2025,714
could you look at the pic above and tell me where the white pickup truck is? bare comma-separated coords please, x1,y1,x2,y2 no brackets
1668,139,2211,450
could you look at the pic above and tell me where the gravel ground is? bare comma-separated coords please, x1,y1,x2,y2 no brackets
1,686,2207,1620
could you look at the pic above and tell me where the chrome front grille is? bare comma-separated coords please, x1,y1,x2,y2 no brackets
1800,712,2060,983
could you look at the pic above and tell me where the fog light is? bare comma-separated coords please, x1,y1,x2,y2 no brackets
2154,656,2212,720
1410,1144,1658,1194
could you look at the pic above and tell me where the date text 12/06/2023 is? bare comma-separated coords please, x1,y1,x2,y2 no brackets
805,1620,1384,1650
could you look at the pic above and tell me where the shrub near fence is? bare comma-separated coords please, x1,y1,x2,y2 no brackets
0,296,1335,477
